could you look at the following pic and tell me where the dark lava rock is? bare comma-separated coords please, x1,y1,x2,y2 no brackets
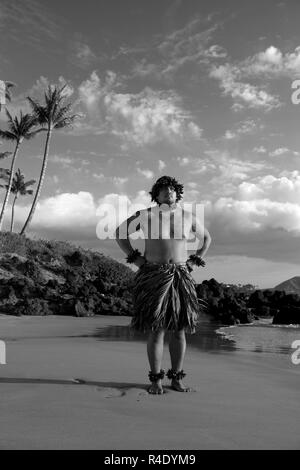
273,306,300,325
63,250,85,267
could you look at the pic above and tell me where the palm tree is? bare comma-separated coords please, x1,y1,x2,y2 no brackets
0,81,16,112
0,109,41,231
0,168,36,232
20,83,79,235
0,152,12,183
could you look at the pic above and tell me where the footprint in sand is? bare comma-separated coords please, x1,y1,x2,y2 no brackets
96,387,125,398
72,378,123,398
73,379,161,400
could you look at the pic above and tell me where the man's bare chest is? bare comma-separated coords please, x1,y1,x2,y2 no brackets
141,209,193,239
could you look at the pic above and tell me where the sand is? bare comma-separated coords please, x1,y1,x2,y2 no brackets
0,314,299,450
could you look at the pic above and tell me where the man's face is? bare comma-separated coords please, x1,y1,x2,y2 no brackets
157,185,177,205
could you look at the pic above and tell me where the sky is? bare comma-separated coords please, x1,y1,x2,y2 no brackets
1,0,300,288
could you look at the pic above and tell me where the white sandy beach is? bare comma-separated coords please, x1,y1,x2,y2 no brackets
0,314,299,450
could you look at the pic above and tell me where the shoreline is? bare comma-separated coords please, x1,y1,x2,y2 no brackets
0,314,299,449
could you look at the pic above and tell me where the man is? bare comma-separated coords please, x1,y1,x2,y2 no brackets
115,176,211,395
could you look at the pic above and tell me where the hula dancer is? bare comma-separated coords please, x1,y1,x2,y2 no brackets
115,176,212,394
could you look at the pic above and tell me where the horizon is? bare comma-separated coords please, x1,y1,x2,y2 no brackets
1,0,300,288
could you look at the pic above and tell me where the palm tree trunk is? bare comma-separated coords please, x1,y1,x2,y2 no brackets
20,129,52,235
0,141,20,231
10,194,17,232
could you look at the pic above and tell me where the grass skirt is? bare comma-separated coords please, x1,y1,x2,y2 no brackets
130,261,207,334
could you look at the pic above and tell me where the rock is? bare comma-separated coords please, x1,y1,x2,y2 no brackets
273,306,300,325
74,298,95,317
38,267,65,285
63,250,85,267
93,276,106,293
0,267,14,281
17,298,53,316
237,309,254,324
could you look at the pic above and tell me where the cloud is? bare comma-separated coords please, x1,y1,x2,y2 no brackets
158,160,166,171
71,40,98,69
223,119,260,139
112,176,128,186
243,45,300,79
48,154,75,167
268,147,299,157
6,189,154,237
137,168,154,179
210,63,281,110
209,45,300,110
269,147,289,157
176,156,190,166
0,0,63,47
1,75,74,121
75,71,203,146
253,146,267,153
130,16,226,80
209,170,300,234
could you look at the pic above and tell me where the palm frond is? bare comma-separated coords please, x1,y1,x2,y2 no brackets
24,179,36,187
27,97,48,124
0,130,17,141
4,108,15,131
24,128,45,140
0,151,12,159
53,102,73,123
5,81,16,89
54,114,80,129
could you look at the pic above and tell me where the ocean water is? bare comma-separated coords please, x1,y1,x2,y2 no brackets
94,315,300,359
216,318,300,357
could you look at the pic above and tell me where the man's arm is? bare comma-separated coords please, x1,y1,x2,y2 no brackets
114,211,145,266
191,213,212,258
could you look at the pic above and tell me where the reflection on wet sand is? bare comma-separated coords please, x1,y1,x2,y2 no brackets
93,316,237,354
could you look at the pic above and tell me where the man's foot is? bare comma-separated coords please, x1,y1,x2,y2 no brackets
147,379,164,394
167,369,193,392
171,378,192,392
147,369,165,395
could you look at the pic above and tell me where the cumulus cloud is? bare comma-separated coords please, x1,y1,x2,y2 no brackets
243,45,300,78
209,170,300,234
253,146,267,153
269,147,299,157
6,189,155,238
158,160,166,171
223,119,260,139
209,45,300,110
137,168,154,179
1,75,74,120
210,63,281,110
75,71,203,146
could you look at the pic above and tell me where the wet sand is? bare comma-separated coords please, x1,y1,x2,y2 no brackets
0,314,299,450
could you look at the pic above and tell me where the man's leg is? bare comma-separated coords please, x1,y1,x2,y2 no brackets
147,328,165,394
168,328,192,392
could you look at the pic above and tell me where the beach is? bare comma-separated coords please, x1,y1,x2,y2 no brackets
0,314,299,450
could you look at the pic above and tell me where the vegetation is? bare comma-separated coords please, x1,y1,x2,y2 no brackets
0,232,298,324
0,232,135,317
0,168,36,232
196,278,300,325
0,81,15,112
0,81,79,234
0,110,41,230
20,84,79,235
